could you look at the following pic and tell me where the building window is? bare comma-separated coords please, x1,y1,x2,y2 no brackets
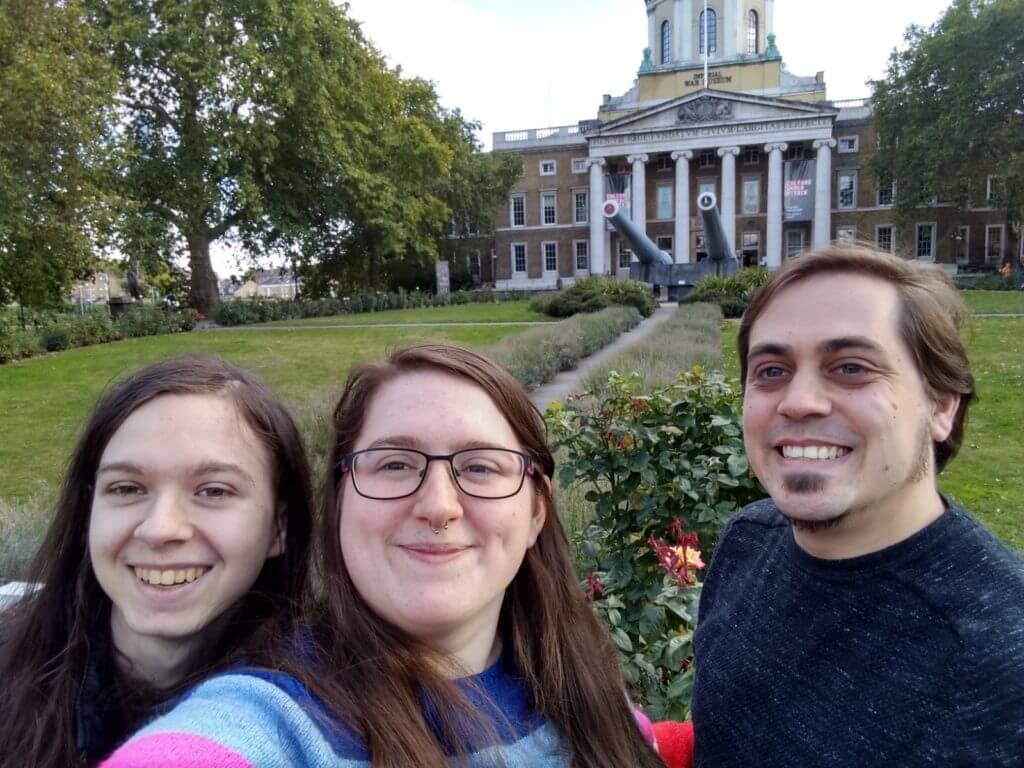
837,226,857,244
876,225,895,253
746,10,758,54
571,158,588,174
784,145,806,161
915,223,935,260
986,224,1004,264
743,147,760,165
542,192,557,225
698,180,716,200
574,240,589,271
574,190,589,224
837,136,859,154
987,175,1004,204
468,251,481,279
543,242,558,273
742,178,760,215
657,236,673,258
838,172,857,209
695,234,707,262
699,9,717,54
618,242,632,268
511,194,525,227
786,229,805,258
512,243,527,274
877,180,895,207
657,185,673,219
655,155,674,172
540,160,556,176
956,225,970,264
741,231,760,267
699,151,716,169
661,20,671,65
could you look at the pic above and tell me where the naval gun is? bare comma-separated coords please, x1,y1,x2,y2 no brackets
602,191,738,300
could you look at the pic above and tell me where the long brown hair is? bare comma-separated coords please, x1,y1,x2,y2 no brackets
0,356,314,768
294,344,662,768
738,244,976,471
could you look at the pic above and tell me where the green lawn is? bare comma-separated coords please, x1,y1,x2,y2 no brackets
0,323,525,502
960,290,1024,315
719,317,1024,552
256,300,550,327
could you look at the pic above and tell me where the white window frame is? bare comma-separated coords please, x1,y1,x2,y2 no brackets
837,171,857,210
574,240,589,273
875,224,895,254
915,222,936,261
743,147,760,165
741,231,760,255
512,243,527,275
510,194,526,228
956,225,970,265
837,136,859,154
571,157,588,174
573,188,589,225
785,229,805,258
986,175,1003,204
742,177,760,215
836,226,857,244
986,224,1005,265
698,179,716,201
542,241,559,275
699,151,716,169
877,179,895,207
656,184,673,220
541,191,557,226
656,235,674,258
539,159,557,176
618,241,633,269
468,251,481,279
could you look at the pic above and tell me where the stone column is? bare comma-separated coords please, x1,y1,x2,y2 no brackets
718,146,741,253
678,0,693,62
588,158,607,275
765,142,788,268
628,154,650,244
812,138,837,247
672,150,693,263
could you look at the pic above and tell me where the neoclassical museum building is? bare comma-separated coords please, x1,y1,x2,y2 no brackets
476,0,1016,290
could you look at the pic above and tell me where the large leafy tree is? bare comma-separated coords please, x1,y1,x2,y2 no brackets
88,0,411,313
871,0,1024,232
0,0,120,310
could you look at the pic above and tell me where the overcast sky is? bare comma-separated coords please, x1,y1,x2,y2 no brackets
213,0,953,276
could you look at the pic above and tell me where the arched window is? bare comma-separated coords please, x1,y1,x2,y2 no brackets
661,20,671,65
747,9,759,54
699,9,717,55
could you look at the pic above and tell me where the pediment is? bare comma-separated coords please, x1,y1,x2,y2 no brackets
594,90,836,137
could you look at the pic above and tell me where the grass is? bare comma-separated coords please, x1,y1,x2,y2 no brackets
0,323,527,504
580,303,723,393
719,317,1024,552
255,300,550,327
959,290,1024,315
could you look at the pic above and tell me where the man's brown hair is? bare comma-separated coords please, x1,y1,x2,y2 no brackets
738,244,976,472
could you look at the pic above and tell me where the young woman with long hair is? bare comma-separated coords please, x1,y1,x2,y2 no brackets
103,345,669,768
0,356,314,768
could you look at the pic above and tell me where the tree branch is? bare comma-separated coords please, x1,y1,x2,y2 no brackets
208,211,242,240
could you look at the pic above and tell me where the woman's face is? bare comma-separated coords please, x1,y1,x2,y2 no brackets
89,394,283,663
338,371,546,660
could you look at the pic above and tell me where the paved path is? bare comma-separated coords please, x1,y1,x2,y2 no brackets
208,321,556,331
530,303,678,412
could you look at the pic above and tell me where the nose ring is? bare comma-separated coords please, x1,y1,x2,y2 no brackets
431,521,450,535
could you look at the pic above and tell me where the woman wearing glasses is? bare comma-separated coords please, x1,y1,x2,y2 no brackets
103,344,670,768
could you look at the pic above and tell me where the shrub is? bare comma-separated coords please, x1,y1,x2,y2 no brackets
39,325,72,352
954,273,1020,291
684,268,771,315
486,306,641,390
534,278,657,319
546,369,764,718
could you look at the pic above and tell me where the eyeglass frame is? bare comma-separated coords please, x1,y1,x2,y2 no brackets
339,447,537,501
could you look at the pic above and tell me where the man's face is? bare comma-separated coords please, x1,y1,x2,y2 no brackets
742,272,956,531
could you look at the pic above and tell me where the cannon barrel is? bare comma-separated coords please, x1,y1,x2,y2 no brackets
601,199,673,266
696,191,732,263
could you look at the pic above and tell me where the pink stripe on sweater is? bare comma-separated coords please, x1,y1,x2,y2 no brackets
101,733,254,768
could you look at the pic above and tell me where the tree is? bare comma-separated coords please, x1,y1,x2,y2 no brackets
871,0,1024,234
88,0,416,313
0,0,120,310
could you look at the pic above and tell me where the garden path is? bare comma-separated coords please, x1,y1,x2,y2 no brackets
529,302,678,412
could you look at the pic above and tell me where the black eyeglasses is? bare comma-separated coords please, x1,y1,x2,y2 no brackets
340,447,536,500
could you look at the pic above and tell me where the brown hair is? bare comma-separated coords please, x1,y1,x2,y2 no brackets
738,244,976,471
0,356,314,768
293,344,662,768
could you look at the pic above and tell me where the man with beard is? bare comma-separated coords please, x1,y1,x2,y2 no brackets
691,245,1024,767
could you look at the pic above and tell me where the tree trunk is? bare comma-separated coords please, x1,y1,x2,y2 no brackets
187,231,219,315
